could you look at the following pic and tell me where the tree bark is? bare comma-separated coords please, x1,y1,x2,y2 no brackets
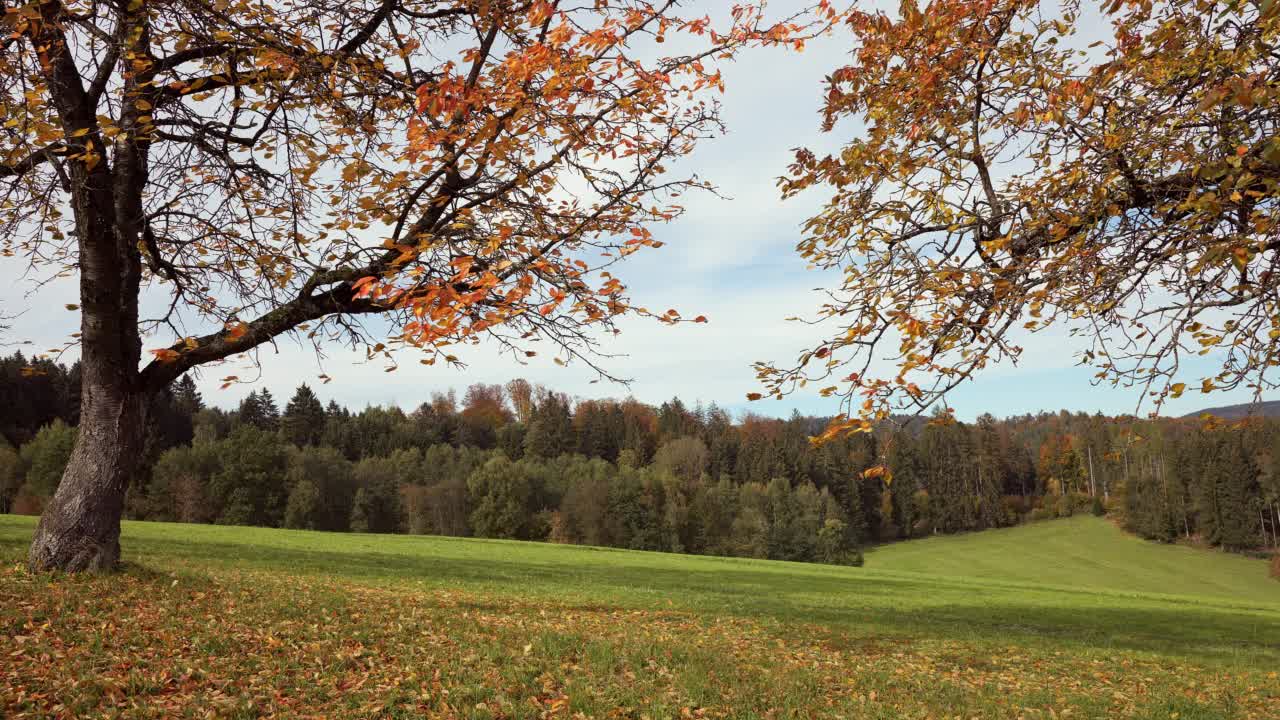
27,379,148,572
26,211,147,572
27,188,146,571
26,200,147,572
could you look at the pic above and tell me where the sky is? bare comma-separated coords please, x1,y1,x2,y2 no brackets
0,2,1268,421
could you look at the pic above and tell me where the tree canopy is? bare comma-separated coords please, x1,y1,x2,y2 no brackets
2,0,809,383
756,0,1280,436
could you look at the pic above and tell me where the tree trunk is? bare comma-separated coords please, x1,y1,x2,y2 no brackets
27,378,148,572
25,177,145,572
24,119,146,571
22,0,153,572
27,211,146,573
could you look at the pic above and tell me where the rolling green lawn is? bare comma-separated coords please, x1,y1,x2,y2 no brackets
868,515,1278,605
1,514,1277,719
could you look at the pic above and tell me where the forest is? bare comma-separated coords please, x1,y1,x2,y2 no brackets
3,351,1277,565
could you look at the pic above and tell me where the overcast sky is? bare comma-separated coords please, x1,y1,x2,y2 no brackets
0,4,1265,421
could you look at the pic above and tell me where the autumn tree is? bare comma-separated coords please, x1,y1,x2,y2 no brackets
505,378,535,424
457,382,511,448
2,0,812,570
757,0,1280,436
652,435,709,485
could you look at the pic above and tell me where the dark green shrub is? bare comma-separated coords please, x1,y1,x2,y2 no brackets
19,420,77,498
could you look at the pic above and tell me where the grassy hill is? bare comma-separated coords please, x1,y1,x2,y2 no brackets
867,515,1277,604
2,514,1277,719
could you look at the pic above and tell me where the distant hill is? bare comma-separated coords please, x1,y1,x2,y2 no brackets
1183,400,1280,420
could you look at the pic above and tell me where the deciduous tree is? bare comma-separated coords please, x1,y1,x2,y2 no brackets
2,0,810,570
757,0,1280,436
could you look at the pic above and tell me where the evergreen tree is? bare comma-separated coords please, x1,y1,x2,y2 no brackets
921,419,976,533
237,390,280,431
0,352,80,446
1196,432,1262,551
282,384,327,447
258,389,281,429
887,432,924,538
973,414,1007,528
172,375,204,416
524,393,574,459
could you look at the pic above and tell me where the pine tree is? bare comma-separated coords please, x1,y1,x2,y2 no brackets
258,389,280,430
172,375,204,416
238,391,269,430
1198,432,1262,551
282,384,326,446
973,415,1006,528
921,420,976,532
524,393,574,459
886,433,924,536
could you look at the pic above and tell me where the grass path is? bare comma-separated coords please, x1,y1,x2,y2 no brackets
2,514,1277,719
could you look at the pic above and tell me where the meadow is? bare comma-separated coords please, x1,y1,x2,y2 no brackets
2,514,1277,719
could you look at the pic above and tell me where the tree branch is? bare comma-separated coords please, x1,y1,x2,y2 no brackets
0,144,64,178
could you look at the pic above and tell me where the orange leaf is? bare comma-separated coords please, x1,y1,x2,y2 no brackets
150,348,180,363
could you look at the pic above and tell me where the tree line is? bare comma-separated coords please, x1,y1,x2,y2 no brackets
2,352,1278,564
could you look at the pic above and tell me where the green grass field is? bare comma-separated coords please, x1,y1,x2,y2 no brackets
2,514,1277,719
